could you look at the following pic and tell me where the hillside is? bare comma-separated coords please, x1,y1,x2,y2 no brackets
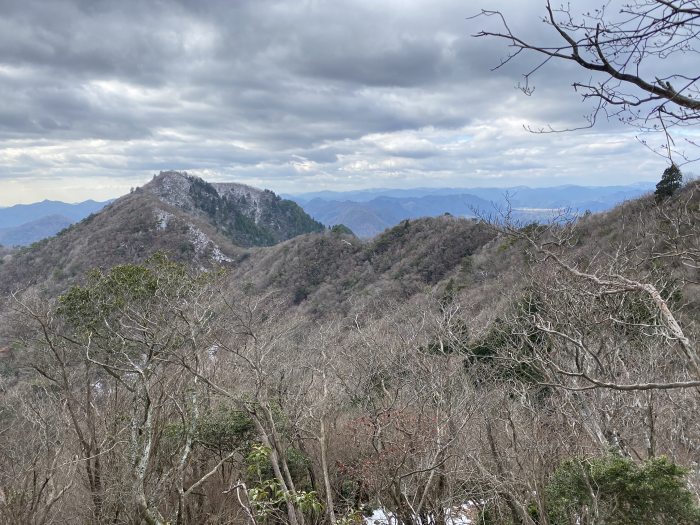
0,171,324,295
231,216,497,317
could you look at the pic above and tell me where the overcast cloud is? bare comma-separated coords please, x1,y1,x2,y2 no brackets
0,0,688,205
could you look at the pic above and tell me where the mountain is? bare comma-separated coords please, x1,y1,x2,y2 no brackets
229,215,496,317
0,180,500,321
0,174,663,303
143,171,324,246
0,171,324,295
289,183,654,205
301,194,493,237
0,214,74,246
459,184,655,210
290,183,655,237
1,183,654,245
0,199,110,229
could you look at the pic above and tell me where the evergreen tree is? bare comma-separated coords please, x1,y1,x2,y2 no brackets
655,163,683,202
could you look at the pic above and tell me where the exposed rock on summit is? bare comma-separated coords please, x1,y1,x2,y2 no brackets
144,171,324,247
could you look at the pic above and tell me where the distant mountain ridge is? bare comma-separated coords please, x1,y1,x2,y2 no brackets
301,194,492,237
0,199,111,246
0,214,74,247
288,182,655,204
288,183,655,237
0,181,656,245
0,199,110,229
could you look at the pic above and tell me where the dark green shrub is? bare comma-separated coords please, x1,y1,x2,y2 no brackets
546,454,700,524
330,224,355,236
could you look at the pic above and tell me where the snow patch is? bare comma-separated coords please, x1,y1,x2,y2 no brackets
155,210,173,230
364,504,475,525
211,244,233,263
188,225,210,257
211,182,265,223
187,224,232,263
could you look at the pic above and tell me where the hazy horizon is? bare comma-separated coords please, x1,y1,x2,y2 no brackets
0,177,661,208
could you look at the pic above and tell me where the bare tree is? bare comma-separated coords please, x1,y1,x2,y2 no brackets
182,289,323,525
8,255,227,525
331,298,485,525
483,184,699,392
474,0,700,160
0,381,78,525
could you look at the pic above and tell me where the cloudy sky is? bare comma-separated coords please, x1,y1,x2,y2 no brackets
0,0,689,205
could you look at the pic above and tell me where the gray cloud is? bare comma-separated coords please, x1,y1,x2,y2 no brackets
0,0,683,205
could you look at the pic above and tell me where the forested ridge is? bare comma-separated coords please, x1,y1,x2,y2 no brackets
0,177,698,524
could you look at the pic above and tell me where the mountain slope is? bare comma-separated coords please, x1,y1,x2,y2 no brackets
227,216,497,317
0,192,240,296
261,179,698,323
0,172,324,295
0,214,74,246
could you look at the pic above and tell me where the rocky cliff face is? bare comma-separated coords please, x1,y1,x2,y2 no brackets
144,171,324,246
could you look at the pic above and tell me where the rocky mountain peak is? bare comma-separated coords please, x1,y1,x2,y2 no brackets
142,170,324,247
143,171,197,209
144,171,267,219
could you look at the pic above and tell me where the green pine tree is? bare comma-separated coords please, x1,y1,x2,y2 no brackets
655,163,683,202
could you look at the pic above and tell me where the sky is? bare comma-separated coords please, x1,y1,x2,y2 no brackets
0,0,693,205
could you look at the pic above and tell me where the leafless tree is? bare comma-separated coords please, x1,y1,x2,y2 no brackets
181,289,321,525
329,298,487,525
0,380,78,524
484,183,699,393
5,257,231,525
473,0,700,160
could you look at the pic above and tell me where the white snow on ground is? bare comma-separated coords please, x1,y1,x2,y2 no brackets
189,225,209,257
364,504,475,525
155,210,173,230
188,224,232,263
210,244,233,263
154,205,233,264
148,171,194,208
